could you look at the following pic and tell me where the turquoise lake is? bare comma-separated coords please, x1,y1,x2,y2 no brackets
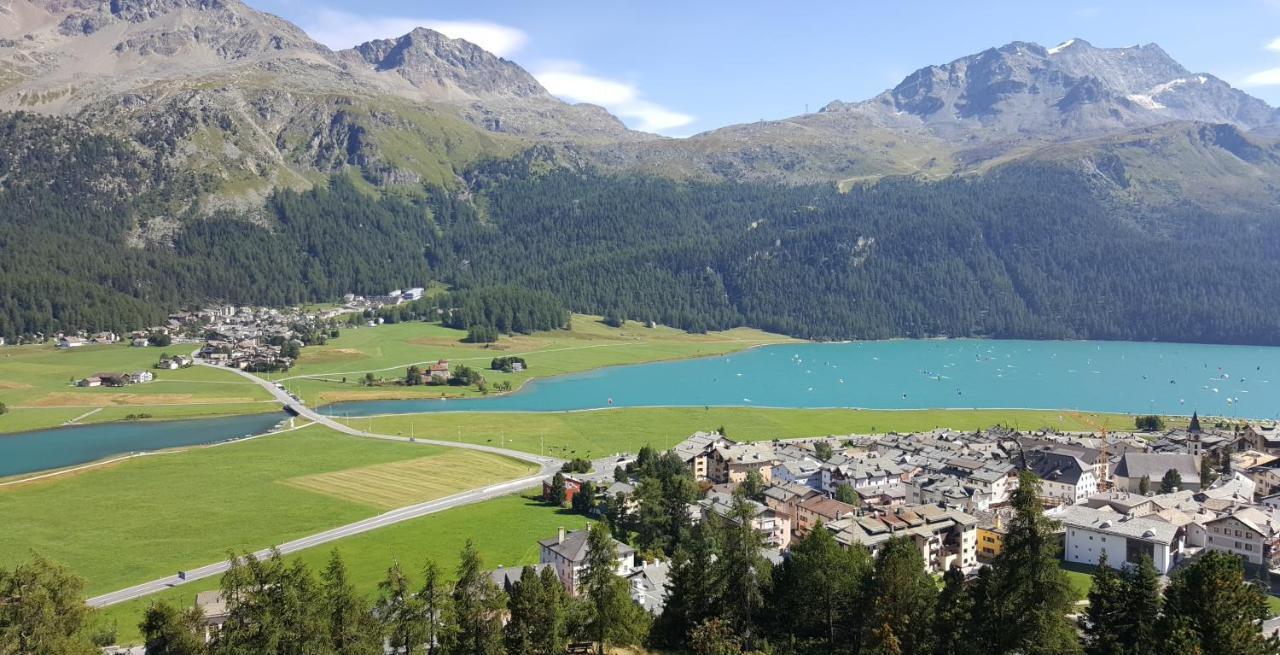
6,339,1280,478
321,339,1280,419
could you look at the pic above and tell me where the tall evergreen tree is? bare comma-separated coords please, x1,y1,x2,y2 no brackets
933,566,976,655
319,551,382,655
377,561,426,655
860,536,937,655
652,519,722,649
972,471,1082,655
533,566,572,655
213,552,328,655
715,495,770,649
767,522,870,653
1158,551,1279,655
440,541,505,655
417,560,448,655
1082,553,1126,655
1120,555,1161,655
505,566,545,655
581,522,647,654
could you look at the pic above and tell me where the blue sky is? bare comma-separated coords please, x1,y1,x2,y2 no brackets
249,0,1280,136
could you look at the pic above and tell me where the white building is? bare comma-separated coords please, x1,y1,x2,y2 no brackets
1054,505,1186,574
538,528,635,597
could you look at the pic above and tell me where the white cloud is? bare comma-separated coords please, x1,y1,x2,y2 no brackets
534,63,694,134
302,9,528,56
1243,66,1280,86
1267,37,1280,53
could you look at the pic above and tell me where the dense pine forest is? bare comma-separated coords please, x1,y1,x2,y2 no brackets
3,111,1280,344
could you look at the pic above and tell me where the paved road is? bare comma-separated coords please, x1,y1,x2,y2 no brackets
85,363,563,609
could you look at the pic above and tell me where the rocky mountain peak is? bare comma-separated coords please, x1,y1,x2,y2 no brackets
346,27,546,100
817,38,1279,143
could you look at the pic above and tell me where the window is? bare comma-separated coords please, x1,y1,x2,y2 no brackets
1246,544,1254,551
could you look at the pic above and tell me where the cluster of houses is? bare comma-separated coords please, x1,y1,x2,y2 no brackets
76,371,154,387
186,305,333,372
343,287,426,308
598,414,1280,592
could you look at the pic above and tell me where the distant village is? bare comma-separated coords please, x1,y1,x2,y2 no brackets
535,413,1280,617
49,288,426,384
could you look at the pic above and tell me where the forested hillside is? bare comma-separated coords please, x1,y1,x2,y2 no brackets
4,111,1280,344
446,159,1280,343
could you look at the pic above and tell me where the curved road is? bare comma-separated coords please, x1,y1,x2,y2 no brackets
86,363,563,609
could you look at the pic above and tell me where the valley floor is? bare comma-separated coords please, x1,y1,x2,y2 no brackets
0,315,791,435
0,425,535,596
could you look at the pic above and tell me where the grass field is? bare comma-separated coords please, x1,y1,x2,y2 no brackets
0,344,276,434
282,450,536,509
0,425,534,595
94,493,587,645
279,315,793,405
343,407,1142,460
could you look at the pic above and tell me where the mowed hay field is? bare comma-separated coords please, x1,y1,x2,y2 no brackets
283,450,536,509
0,425,533,594
0,343,276,433
283,315,793,405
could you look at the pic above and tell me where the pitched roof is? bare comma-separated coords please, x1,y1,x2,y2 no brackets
1053,505,1181,545
1114,452,1199,481
539,529,635,563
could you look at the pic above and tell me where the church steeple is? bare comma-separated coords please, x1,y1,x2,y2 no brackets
1189,411,1202,434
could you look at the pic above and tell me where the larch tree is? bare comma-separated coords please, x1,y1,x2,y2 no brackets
440,540,505,655
319,551,383,655
860,536,937,655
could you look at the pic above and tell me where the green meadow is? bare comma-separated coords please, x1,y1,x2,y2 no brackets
0,343,276,433
279,315,793,406
94,493,585,644
348,406,1142,461
0,425,534,595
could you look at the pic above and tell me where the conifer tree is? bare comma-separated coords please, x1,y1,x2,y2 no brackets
715,495,769,648
377,561,425,655
0,555,96,655
320,551,383,655
860,536,936,655
581,522,647,654
1158,551,1278,655
505,566,545,655
1083,553,1126,655
933,566,976,655
652,519,722,649
440,540,505,655
767,522,870,652
972,470,1082,655
417,560,448,655
1120,555,1161,655
140,601,207,655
